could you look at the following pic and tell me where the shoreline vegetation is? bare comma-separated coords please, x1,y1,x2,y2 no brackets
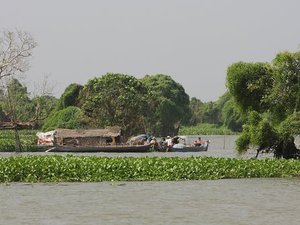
0,155,300,183
179,123,237,135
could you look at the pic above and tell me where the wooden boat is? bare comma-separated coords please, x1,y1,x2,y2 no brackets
170,145,208,152
37,128,153,153
44,143,153,153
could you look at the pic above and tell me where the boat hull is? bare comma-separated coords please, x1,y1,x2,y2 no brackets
43,144,153,153
170,145,208,152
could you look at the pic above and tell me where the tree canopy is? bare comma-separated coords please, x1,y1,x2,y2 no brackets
57,83,83,110
227,51,300,158
0,78,33,121
226,62,273,113
81,73,149,137
268,52,300,121
141,74,190,136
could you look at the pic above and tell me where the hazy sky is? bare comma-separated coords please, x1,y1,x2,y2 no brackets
2,0,300,102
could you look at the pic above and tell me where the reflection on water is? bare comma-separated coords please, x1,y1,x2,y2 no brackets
1,179,300,225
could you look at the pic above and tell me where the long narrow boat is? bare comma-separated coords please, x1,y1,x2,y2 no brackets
44,143,153,153
170,145,208,152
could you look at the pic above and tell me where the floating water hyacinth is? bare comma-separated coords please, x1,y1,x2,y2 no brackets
0,156,300,182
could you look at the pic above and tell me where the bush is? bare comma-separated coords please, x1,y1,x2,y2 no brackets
42,106,84,131
0,130,39,152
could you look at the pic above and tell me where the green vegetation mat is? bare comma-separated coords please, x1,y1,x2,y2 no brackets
0,130,39,152
0,155,299,182
179,123,236,135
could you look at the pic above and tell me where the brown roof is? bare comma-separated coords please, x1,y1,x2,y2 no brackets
55,127,121,138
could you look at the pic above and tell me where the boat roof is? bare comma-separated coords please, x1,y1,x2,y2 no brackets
55,127,121,138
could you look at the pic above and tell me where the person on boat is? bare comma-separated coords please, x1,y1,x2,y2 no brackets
158,137,167,151
172,136,181,145
150,137,159,150
166,136,173,151
194,137,205,146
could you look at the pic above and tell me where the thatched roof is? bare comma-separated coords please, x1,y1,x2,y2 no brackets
0,121,36,129
55,127,121,139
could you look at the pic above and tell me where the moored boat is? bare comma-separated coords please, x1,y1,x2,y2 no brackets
37,127,153,153
44,143,153,153
159,136,210,152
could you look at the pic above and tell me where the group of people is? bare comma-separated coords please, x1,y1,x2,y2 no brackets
158,136,182,151
150,135,207,151
130,134,208,151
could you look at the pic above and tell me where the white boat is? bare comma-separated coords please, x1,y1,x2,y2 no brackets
171,142,209,152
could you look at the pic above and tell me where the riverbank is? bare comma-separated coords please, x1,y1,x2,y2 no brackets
1,155,300,182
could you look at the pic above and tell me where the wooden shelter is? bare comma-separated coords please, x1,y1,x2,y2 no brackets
54,126,122,147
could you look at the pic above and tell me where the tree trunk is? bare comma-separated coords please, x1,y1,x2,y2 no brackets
255,149,260,159
14,127,22,152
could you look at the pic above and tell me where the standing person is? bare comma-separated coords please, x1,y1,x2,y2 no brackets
150,137,158,150
159,137,166,151
166,136,173,151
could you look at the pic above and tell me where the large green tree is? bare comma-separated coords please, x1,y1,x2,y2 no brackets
189,97,205,125
81,73,149,137
0,78,33,122
227,51,300,158
141,74,190,136
226,62,273,113
57,83,83,110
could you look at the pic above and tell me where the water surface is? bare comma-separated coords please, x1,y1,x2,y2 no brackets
1,179,300,225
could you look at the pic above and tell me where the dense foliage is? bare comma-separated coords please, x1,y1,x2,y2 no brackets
1,155,300,182
188,97,205,125
187,93,245,133
0,78,58,130
227,51,300,158
81,73,149,137
269,52,300,121
42,106,84,131
179,123,235,135
141,74,190,136
227,62,273,113
0,79,34,122
0,130,38,152
57,83,83,110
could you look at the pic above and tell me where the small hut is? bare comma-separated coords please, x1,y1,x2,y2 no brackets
40,126,122,147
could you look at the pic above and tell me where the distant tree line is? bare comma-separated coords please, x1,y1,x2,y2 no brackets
0,72,243,138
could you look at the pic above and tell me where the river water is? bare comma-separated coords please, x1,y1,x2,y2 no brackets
1,135,300,224
1,179,300,225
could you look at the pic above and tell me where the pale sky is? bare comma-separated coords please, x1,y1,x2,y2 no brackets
1,0,300,102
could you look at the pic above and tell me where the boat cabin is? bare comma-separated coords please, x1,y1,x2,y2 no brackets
37,126,122,147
